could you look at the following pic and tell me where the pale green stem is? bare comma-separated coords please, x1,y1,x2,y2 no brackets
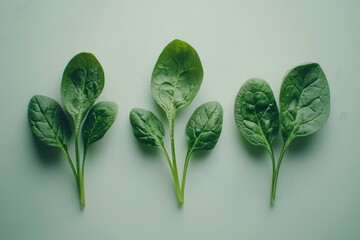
75,131,85,209
168,115,183,206
161,144,183,205
60,146,78,181
80,147,88,209
268,147,276,205
75,130,80,174
180,149,192,204
160,144,173,172
270,143,288,206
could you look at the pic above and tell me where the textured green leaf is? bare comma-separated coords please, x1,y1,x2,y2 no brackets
129,108,165,147
234,78,279,151
82,101,118,150
151,39,203,116
280,63,330,144
28,95,71,148
186,102,223,152
61,52,104,133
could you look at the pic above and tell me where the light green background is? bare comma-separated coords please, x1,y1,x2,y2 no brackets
1,0,359,239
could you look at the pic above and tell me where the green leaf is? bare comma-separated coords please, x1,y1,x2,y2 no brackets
129,108,165,147
61,52,105,134
28,95,71,148
151,39,203,117
186,102,223,152
234,78,279,151
82,101,118,150
279,63,330,144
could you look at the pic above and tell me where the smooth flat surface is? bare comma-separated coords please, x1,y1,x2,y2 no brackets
0,0,359,239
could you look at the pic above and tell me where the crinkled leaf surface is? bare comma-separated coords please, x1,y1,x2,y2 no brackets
82,101,118,149
280,63,330,144
186,102,223,152
129,108,165,147
151,39,203,116
61,52,104,133
234,78,279,151
28,95,71,148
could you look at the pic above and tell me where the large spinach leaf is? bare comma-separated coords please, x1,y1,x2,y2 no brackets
280,63,330,145
151,39,203,117
61,52,104,134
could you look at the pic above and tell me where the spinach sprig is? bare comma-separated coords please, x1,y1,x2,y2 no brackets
28,53,117,209
234,63,330,205
130,40,223,206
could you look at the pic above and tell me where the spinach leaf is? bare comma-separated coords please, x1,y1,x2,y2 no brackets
129,108,165,147
234,63,330,206
234,78,279,154
130,39,221,206
82,101,118,152
181,101,223,201
151,39,203,117
61,52,104,134
28,95,71,149
186,101,223,152
280,63,330,146
28,53,116,209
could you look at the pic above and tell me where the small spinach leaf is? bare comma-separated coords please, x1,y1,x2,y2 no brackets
28,95,71,148
181,102,223,202
61,52,104,133
129,108,165,147
151,39,203,117
280,63,330,145
82,101,118,152
234,78,279,153
186,101,223,152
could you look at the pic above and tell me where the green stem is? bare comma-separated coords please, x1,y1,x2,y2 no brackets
160,144,173,172
160,144,178,188
60,147,78,181
61,146,81,203
161,145,182,205
80,147,88,209
75,132,85,209
75,132,81,177
168,115,183,206
180,149,192,203
268,147,276,205
270,143,288,206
